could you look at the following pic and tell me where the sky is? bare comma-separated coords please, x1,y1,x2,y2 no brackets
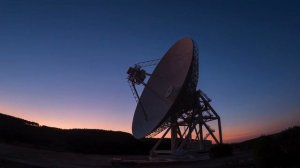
0,0,299,143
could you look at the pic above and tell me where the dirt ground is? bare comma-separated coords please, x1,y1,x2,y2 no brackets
0,143,254,168
0,143,131,167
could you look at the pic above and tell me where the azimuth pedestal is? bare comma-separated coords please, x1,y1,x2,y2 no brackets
149,90,222,159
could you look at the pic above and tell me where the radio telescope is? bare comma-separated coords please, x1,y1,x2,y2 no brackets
127,38,222,158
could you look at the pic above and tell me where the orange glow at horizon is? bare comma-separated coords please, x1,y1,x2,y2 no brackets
0,104,131,133
1,103,299,143
222,114,300,143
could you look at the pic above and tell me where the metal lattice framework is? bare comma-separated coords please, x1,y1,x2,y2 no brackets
149,90,222,158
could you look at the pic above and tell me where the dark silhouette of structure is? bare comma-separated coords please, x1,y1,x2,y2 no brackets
127,38,222,158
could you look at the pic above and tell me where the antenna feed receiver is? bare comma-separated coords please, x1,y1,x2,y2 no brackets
127,65,146,85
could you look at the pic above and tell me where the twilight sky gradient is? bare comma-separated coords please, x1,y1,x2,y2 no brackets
0,0,299,142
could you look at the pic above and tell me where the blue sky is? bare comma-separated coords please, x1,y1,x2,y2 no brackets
0,0,299,142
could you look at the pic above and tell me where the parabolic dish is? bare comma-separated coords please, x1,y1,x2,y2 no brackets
132,38,196,139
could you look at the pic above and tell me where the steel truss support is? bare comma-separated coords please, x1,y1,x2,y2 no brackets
149,90,222,159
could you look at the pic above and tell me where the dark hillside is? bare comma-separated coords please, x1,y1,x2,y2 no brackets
232,126,300,167
0,113,153,154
